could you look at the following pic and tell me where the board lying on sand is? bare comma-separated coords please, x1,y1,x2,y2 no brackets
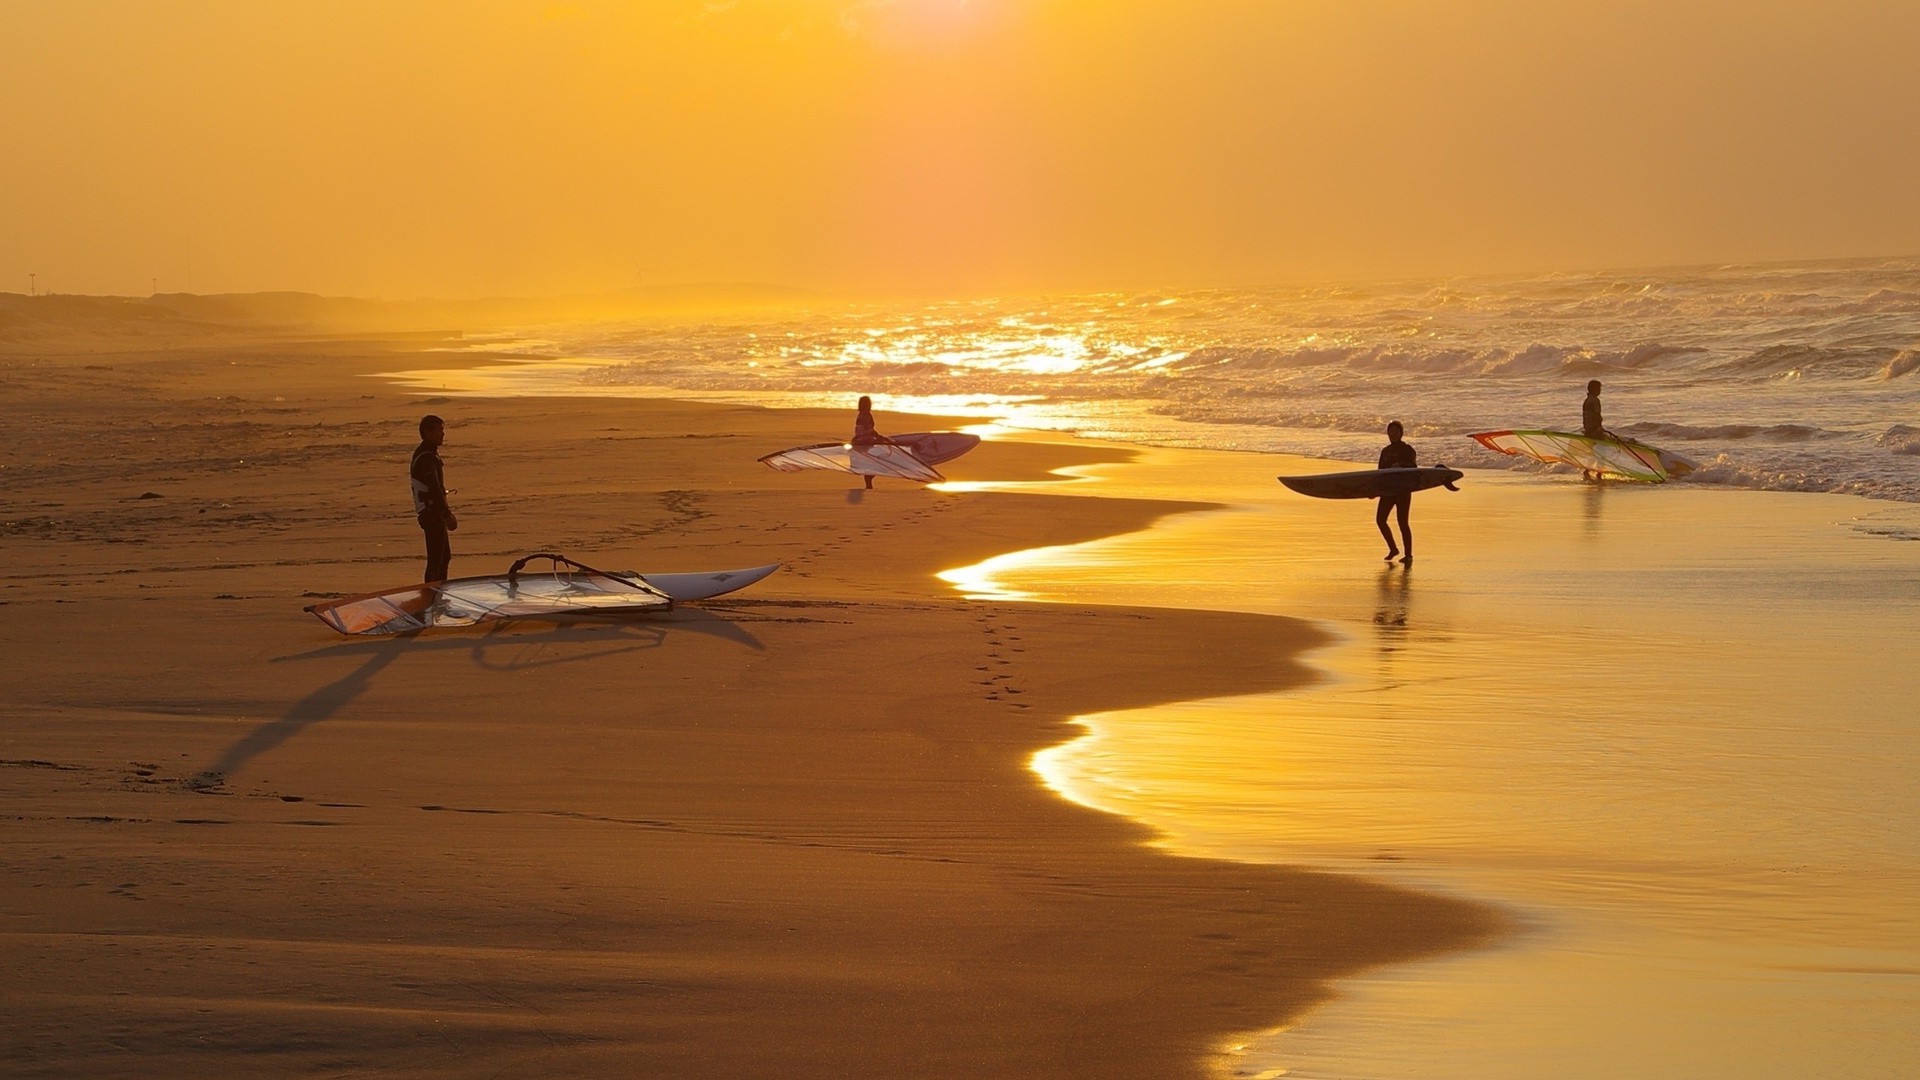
759,441,945,482
1469,429,1696,483
306,553,777,636
1278,466,1464,500
628,562,780,602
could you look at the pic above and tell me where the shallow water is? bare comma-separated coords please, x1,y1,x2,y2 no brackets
941,444,1920,1079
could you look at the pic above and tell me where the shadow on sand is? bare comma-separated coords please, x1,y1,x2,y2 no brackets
192,609,763,789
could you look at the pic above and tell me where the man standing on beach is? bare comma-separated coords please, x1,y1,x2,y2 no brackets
410,415,458,582
1377,420,1416,564
851,395,886,490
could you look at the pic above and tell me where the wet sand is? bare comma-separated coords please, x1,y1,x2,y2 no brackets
945,444,1920,1078
0,327,1495,1078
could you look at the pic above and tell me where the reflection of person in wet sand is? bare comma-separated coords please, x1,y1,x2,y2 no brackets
1373,564,1411,633
851,395,889,490
1376,420,1416,564
410,414,458,582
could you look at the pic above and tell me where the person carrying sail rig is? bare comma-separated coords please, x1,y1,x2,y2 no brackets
1376,420,1417,564
411,414,459,582
1581,380,1606,480
1582,380,1606,438
851,395,889,490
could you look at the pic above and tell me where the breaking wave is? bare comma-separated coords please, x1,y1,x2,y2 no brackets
1882,349,1920,379
1623,422,1844,443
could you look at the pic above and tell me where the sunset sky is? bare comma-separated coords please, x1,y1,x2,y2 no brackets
4,0,1917,298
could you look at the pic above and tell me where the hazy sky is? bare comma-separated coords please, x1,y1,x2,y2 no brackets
4,0,1918,298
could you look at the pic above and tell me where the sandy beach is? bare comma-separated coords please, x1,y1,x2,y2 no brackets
12,4,1919,1076
0,324,1495,1078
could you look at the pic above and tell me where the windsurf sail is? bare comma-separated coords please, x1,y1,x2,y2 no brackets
1469,429,1696,483
306,553,673,636
758,442,944,483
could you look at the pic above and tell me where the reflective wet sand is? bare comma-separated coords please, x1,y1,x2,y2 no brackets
944,441,1920,1079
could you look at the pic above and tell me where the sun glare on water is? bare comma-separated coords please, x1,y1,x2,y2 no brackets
836,331,1097,376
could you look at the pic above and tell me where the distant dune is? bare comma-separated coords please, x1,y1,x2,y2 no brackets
0,283,816,344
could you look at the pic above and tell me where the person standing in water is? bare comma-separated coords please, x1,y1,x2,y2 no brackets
1583,380,1606,437
851,395,886,490
1376,420,1416,564
1581,379,1606,480
410,414,458,582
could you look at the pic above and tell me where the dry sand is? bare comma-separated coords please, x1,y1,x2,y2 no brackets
0,325,1494,1077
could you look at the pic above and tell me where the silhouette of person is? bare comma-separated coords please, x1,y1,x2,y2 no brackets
1582,380,1605,438
851,395,886,490
410,414,458,582
1581,379,1606,480
1376,420,1416,564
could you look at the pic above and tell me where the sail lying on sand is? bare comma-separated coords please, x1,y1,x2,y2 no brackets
1470,429,1697,483
759,442,945,482
306,553,673,636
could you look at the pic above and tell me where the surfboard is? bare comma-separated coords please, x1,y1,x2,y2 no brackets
1278,466,1463,500
636,563,780,602
889,432,981,466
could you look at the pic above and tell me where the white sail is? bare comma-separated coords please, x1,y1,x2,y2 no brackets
758,442,945,483
307,554,673,636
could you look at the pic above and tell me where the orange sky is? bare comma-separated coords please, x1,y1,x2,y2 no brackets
4,0,1918,298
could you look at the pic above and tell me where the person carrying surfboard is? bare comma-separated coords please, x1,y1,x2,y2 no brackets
1376,420,1417,564
851,395,892,489
411,414,458,582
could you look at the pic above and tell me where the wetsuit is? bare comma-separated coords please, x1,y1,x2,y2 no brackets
1377,439,1417,558
1583,393,1604,439
410,442,452,583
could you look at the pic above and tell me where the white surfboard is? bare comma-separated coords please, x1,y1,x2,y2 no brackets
636,563,780,602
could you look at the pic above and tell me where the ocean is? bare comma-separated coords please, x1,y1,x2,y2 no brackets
458,257,1920,503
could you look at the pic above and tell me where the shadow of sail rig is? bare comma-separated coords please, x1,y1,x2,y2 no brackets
1469,429,1696,483
306,553,674,636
